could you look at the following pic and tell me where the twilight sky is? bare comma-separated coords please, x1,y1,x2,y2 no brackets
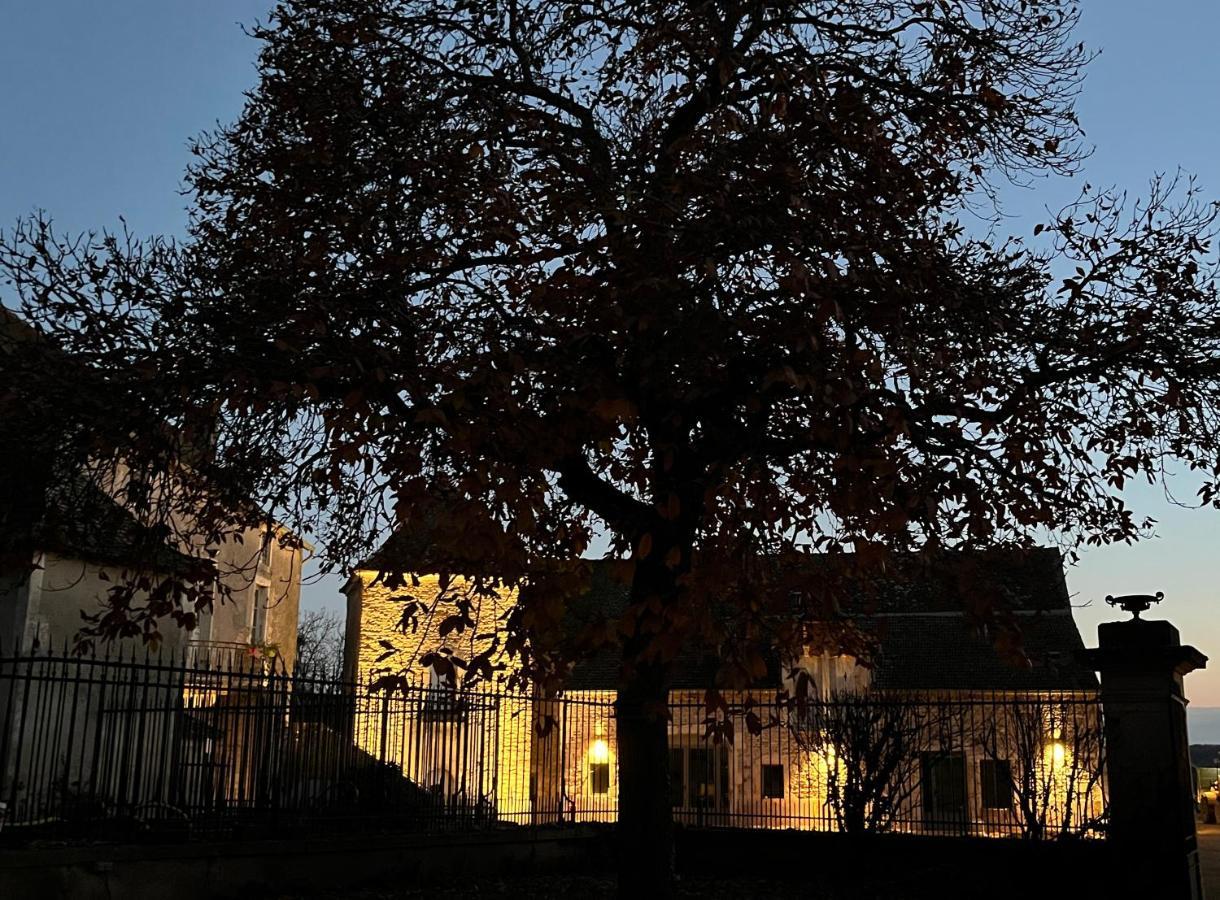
3,3,1219,716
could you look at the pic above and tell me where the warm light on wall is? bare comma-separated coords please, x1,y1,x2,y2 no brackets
1048,740,1067,767
589,739,611,764
804,742,845,792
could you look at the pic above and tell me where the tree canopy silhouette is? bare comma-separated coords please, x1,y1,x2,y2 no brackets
5,1,1220,893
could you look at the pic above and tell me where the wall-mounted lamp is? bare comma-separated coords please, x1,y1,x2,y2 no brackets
589,738,610,764
1048,740,1067,767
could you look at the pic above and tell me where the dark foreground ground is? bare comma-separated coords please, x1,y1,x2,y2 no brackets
7,823,1209,898
286,825,1220,900
289,875,886,899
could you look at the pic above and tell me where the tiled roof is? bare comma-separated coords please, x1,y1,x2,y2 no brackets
0,308,218,577
356,525,435,572
30,468,206,575
557,549,1096,692
863,613,1095,691
773,546,1073,615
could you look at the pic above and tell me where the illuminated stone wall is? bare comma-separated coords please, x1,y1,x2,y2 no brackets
345,574,1104,835
547,688,1104,836
552,690,619,824
345,571,520,688
345,570,530,819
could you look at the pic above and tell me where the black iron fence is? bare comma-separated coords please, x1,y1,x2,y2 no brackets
0,643,1107,845
663,689,1107,838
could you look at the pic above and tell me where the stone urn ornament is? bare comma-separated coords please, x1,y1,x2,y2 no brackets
1104,591,1165,620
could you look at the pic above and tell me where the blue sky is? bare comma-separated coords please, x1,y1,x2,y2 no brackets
4,3,1220,718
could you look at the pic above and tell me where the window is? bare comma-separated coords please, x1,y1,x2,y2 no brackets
590,763,610,795
125,470,152,513
427,663,454,691
669,749,686,807
980,759,1014,810
687,747,724,808
788,590,807,614
761,764,785,799
669,746,730,810
251,585,269,643
921,753,967,826
423,662,460,717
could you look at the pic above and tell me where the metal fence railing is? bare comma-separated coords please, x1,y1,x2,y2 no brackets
662,689,1107,838
0,642,1107,844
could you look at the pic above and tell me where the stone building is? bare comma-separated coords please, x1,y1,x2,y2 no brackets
0,469,305,667
0,307,308,821
343,546,1103,835
0,307,305,664
0,459,309,812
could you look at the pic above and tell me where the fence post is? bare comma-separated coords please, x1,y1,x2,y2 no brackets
1084,593,1207,899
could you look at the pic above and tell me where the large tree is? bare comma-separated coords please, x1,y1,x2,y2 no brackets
5,1,1220,893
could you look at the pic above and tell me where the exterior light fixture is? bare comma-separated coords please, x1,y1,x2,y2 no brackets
589,739,610,764
1048,740,1067,766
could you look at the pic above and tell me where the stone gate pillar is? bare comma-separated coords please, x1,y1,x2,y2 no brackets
1084,593,1207,900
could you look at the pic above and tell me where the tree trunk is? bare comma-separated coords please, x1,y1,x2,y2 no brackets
616,662,674,898
615,556,680,898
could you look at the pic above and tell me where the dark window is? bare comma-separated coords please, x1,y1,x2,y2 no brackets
590,763,610,795
761,764,785,799
921,753,967,826
670,746,730,810
125,471,151,510
669,749,685,807
688,747,714,808
252,585,269,644
687,747,730,809
980,759,1014,810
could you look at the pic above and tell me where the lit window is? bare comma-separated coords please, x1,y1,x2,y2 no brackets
761,764,785,799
